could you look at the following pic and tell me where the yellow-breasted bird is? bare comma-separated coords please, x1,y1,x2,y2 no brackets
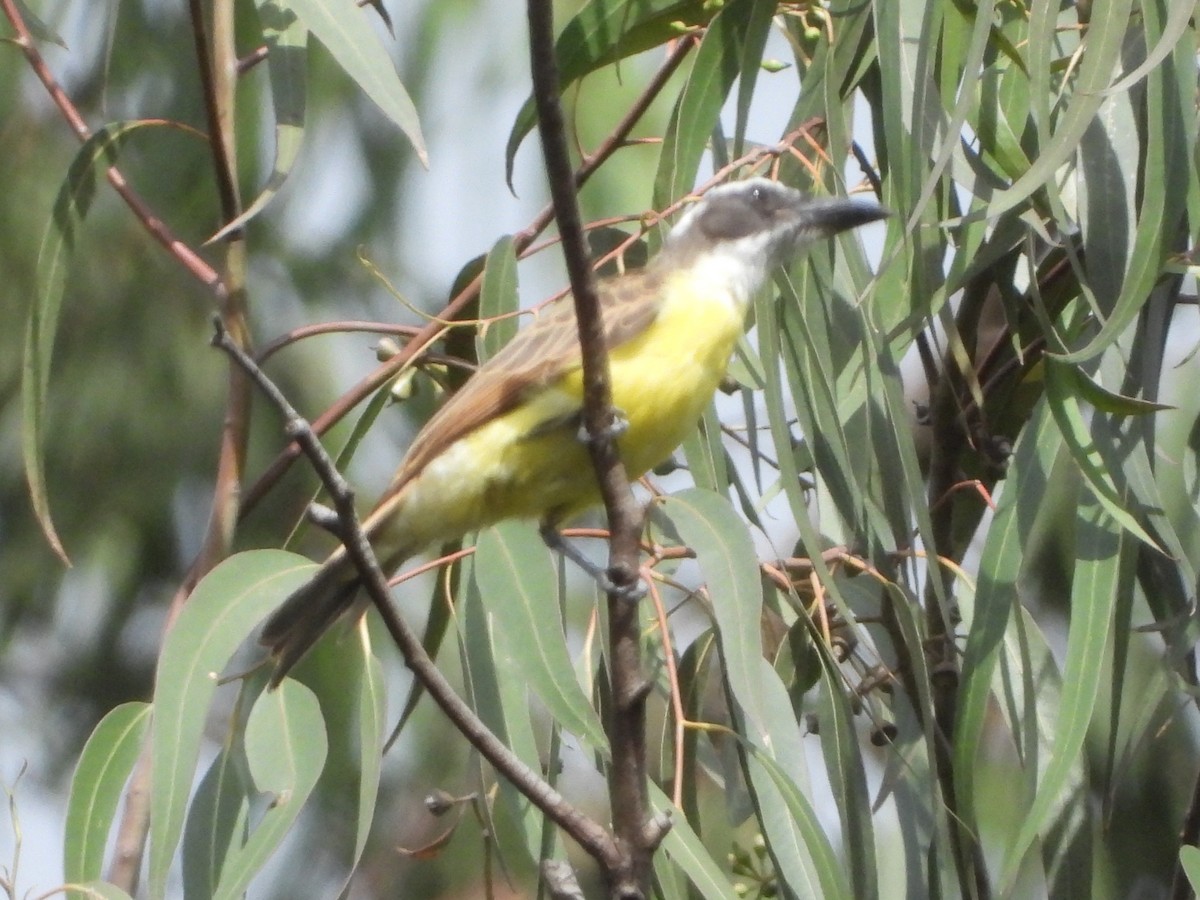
261,177,887,684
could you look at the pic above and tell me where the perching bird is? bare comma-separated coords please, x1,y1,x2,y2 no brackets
261,177,886,684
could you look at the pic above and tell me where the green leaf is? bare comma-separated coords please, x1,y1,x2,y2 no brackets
149,550,314,898
653,0,760,207
298,644,387,897
659,489,766,732
650,851,688,900
1074,23,1142,323
1044,359,1159,549
1101,0,1197,96
478,234,520,362
269,612,385,895
351,653,386,873
1054,0,1191,365
676,631,717,836
61,883,134,900
679,404,730,494
909,0,995,228
651,783,740,900
999,499,1125,891
64,703,152,887
869,0,940,218
12,0,67,46
948,0,1028,76
816,651,876,899
1109,418,1197,601
211,680,328,900
23,120,162,563
753,287,812,527
997,606,1071,894
460,560,546,876
182,743,250,900
388,547,457,739
745,747,851,900
984,0,1135,219
286,0,426,164
1181,845,1200,892
505,0,706,184
768,275,866,537
1051,363,1173,415
659,488,848,899
956,403,1062,842
474,522,609,751
730,0,775,159
208,0,308,242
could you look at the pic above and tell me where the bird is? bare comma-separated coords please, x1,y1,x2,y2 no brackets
261,177,887,685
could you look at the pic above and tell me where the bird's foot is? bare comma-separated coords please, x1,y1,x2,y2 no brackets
576,408,629,447
538,523,645,601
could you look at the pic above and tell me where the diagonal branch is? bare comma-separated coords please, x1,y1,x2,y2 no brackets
0,0,227,300
210,318,622,873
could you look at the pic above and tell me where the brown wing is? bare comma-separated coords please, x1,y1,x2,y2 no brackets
378,265,665,500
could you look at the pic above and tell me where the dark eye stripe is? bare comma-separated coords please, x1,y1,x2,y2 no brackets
684,181,805,244
698,197,763,240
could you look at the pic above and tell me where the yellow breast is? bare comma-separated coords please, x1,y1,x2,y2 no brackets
386,268,749,547
600,269,746,477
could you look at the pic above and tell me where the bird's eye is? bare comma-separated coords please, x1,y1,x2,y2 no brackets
750,186,764,205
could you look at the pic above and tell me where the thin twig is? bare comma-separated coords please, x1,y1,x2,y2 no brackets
190,0,241,225
170,0,252,613
106,1,252,889
255,320,427,364
0,0,227,300
644,571,686,810
210,317,622,872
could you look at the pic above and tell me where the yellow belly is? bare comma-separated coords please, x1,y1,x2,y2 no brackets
384,271,746,550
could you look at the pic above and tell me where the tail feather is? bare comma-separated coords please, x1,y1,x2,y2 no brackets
261,558,363,687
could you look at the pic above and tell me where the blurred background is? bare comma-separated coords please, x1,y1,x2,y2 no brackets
0,1,815,894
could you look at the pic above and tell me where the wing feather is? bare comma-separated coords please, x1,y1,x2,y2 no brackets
378,266,664,501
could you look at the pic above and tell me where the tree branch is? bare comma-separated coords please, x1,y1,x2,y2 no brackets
526,3,667,898
210,318,623,874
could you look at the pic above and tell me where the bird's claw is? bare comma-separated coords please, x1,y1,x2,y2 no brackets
577,408,629,447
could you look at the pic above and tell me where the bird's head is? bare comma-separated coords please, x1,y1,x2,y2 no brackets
657,177,888,303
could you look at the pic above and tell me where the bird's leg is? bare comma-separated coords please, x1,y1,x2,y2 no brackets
538,521,646,601
549,405,645,599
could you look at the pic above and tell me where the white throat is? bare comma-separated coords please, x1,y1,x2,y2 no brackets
661,228,782,313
